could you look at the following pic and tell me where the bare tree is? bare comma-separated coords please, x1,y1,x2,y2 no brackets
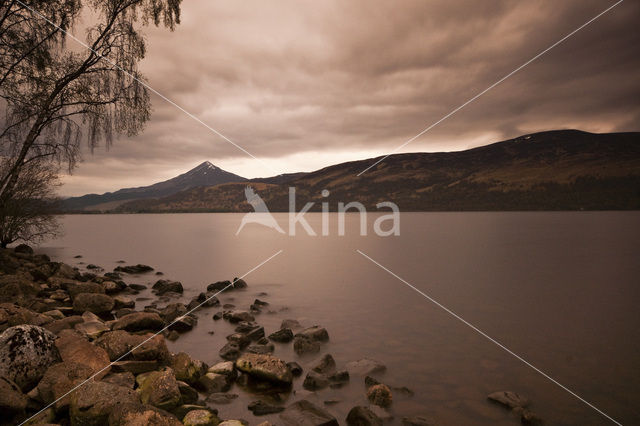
0,157,59,247
0,0,181,244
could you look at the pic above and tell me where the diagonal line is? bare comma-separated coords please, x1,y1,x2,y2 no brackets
357,0,624,176
18,249,284,426
356,249,623,426
14,0,278,175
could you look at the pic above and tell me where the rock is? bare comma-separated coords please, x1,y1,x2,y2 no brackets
346,406,383,426
114,264,154,274
207,281,232,292
245,343,275,355
218,421,245,426
279,399,339,426
195,292,220,307
367,384,392,407
169,315,197,332
14,244,33,254
0,325,61,391
114,295,135,309
153,280,184,295
269,328,294,343
183,409,220,426
364,376,380,387
69,381,139,425
55,329,111,379
177,380,199,404
212,312,223,321
303,370,330,390
171,352,207,386
244,324,265,341
205,392,239,405
167,330,180,341
227,311,254,323
0,275,42,304
368,405,393,422
108,402,183,426
197,372,230,393
514,407,543,425
75,320,110,339
43,314,84,334
235,353,293,385
328,370,349,386
111,360,159,374
208,361,237,382
232,277,247,288
103,371,136,389
346,358,387,376
67,282,104,299
287,361,303,376
248,400,285,415
55,263,79,279
95,330,170,363
253,298,269,306
401,416,436,426
0,375,27,419
293,336,321,355
112,312,164,332
37,361,95,412
227,332,250,348
129,283,147,291
160,303,188,323
313,354,336,375
138,367,182,411
43,309,65,320
296,326,329,342
219,342,241,361
487,390,530,409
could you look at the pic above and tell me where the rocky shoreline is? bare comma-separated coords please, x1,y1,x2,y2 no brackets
0,244,542,425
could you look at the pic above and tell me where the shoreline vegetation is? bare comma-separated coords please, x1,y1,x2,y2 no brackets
0,244,542,426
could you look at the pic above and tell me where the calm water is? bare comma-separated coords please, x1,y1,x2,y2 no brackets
40,212,640,425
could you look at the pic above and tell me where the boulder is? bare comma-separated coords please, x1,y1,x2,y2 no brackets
95,330,169,363
248,400,285,415
279,399,339,426
160,303,188,323
69,381,139,425
0,275,41,304
346,406,383,426
177,380,199,405
346,358,387,376
153,280,184,295
208,361,237,382
269,328,294,343
226,332,250,349
293,336,321,355
66,282,104,300
487,390,529,409
114,295,135,309
56,329,111,379
14,244,33,254
108,402,183,426
0,375,27,419
296,326,329,342
246,343,275,355
205,392,239,405
197,372,230,393
227,311,254,323
111,360,159,374
0,325,61,391
328,370,350,386
43,314,84,334
37,361,95,413
114,264,154,274
75,320,110,339
73,293,115,314
138,367,182,411
55,263,79,279
367,384,392,407
206,281,231,292
102,371,136,389
303,370,329,391
235,353,293,385
287,361,303,376
401,416,436,426
219,342,241,361
171,352,207,386
112,312,164,332
313,354,336,375
231,277,247,289
168,315,197,332
183,409,220,426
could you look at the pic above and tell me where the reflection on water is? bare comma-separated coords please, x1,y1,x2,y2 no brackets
41,212,640,425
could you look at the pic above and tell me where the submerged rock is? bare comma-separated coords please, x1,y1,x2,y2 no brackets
269,328,294,343
303,370,330,391
114,264,154,274
296,326,329,342
235,353,293,385
313,354,336,375
248,399,285,415
346,358,387,376
0,325,61,391
279,399,339,426
346,406,383,426
487,390,530,409
293,335,321,355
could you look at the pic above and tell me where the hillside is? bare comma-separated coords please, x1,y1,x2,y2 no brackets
115,130,640,212
62,161,247,211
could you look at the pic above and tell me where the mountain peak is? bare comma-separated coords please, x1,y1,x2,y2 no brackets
194,161,217,171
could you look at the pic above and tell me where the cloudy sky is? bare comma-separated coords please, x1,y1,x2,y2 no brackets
61,0,639,196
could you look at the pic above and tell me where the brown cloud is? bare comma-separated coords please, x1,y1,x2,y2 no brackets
60,0,639,195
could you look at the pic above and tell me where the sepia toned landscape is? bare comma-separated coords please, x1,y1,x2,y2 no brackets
0,1,639,426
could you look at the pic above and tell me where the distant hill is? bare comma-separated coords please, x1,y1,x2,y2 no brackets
62,161,247,211
113,130,640,212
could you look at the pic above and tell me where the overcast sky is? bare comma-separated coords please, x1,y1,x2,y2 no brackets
60,0,639,196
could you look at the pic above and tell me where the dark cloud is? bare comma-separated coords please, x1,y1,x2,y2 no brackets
61,0,640,195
